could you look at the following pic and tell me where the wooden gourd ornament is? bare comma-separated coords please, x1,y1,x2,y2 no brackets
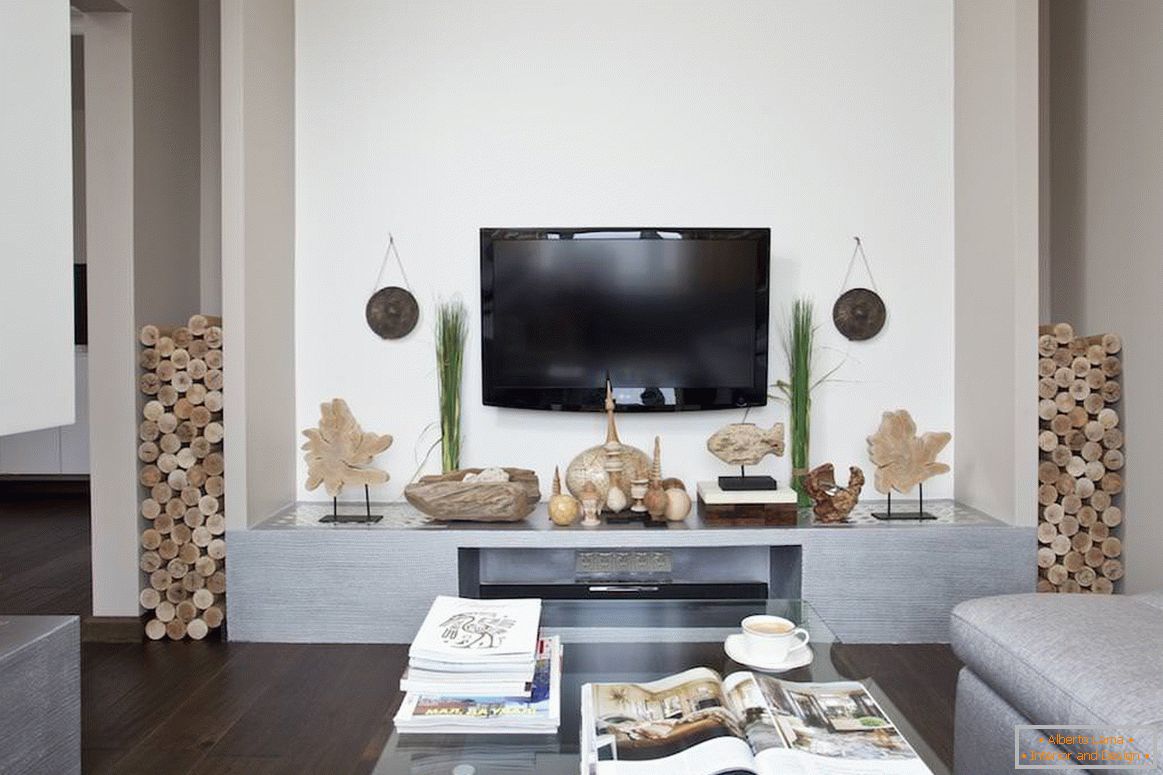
565,380,650,510
547,467,580,526
664,481,692,522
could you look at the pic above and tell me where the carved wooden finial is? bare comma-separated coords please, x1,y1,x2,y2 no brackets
651,436,662,485
604,378,621,444
552,466,562,496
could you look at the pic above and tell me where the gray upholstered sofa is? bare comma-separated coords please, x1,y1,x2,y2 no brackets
951,592,1163,774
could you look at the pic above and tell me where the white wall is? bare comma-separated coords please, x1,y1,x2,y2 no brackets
0,0,75,436
1048,0,1163,593
952,0,1041,528
222,0,297,528
292,0,955,507
199,0,222,317
119,0,203,327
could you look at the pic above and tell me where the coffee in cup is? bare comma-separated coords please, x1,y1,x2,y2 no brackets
741,614,810,662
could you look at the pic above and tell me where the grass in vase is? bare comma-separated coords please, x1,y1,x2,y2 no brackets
773,297,842,507
435,298,468,473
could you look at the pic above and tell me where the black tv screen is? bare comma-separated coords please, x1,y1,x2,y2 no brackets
481,228,770,411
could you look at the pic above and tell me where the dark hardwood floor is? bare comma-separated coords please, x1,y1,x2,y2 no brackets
81,641,409,774
2,492,962,773
0,491,93,615
834,642,962,768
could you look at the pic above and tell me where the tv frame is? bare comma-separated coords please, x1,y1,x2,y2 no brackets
480,227,771,412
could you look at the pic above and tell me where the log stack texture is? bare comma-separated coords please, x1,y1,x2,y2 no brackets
137,315,226,639
1037,323,1124,594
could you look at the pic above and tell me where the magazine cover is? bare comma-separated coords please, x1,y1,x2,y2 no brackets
395,636,561,734
582,668,931,775
409,596,542,663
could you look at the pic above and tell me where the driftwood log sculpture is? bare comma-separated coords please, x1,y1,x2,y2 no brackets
138,316,226,641
301,399,393,497
1036,324,1124,594
804,463,865,523
706,423,785,467
866,410,951,494
405,467,541,522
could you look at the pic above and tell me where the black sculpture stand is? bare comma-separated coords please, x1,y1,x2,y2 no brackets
718,466,778,491
320,485,384,524
606,512,640,525
871,483,937,521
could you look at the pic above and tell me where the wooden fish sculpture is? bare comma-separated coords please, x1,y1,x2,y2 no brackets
706,423,786,467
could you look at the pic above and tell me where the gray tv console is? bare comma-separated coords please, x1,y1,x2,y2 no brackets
228,499,1033,644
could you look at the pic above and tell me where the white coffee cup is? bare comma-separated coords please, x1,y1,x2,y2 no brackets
741,615,810,662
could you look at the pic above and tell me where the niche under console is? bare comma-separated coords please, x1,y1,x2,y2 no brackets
458,545,801,601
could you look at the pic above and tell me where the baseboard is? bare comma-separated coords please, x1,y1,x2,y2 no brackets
0,475,90,499
81,616,142,643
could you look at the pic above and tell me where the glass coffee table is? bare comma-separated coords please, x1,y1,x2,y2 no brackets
374,599,950,775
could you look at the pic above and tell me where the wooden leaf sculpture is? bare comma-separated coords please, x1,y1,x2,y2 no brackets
301,398,393,497
866,410,951,495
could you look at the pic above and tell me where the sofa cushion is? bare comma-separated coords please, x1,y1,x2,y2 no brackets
952,593,1163,730
1136,590,1163,613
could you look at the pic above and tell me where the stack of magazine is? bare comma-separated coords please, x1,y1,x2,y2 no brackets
581,667,932,774
394,596,561,734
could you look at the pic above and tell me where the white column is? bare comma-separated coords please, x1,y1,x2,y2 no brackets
221,0,297,530
83,11,138,616
953,0,1041,526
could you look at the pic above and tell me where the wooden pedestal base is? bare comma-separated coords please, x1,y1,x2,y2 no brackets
697,499,798,526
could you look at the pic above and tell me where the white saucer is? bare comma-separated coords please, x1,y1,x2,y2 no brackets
724,633,813,673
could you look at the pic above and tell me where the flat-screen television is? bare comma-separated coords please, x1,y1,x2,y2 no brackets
480,227,770,411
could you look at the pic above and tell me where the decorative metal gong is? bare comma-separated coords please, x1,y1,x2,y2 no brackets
366,233,419,339
832,236,886,341
366,286,419,339
833,287,886,341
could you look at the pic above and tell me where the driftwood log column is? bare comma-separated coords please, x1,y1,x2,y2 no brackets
139,315,226,639
1037,323,1124,594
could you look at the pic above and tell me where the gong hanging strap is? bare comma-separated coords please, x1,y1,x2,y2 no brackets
371,233,413,293
838,236,880,295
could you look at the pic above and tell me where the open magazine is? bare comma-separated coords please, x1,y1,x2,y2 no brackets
581,668,932,775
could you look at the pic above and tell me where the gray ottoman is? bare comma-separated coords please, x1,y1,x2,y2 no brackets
0,616,80,775
951,592,1163,774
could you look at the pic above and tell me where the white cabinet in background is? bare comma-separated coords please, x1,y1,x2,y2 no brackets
0,351,90,475
59,352,89,473
0,426,60,473
0,0,76,435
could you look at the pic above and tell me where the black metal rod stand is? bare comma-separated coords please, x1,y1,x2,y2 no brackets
872,482,937,521
320,485,383,524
